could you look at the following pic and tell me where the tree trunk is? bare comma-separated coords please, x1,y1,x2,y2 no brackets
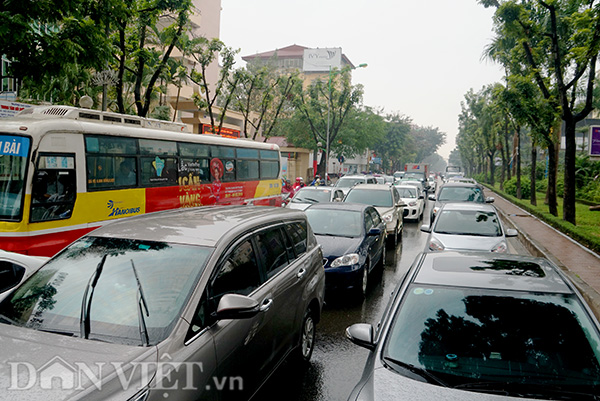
516,127,522,199
546,140,558,216
530,146,537,206
563,119,577,224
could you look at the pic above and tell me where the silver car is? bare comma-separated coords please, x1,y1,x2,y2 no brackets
343,183,407,247
347,251,600,400
0,206,325,400
420,203,517,253
0,250,48,302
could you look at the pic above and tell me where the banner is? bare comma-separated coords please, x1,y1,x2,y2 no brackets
303,48,342,72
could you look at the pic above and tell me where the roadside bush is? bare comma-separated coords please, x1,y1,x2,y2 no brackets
503,176,531,199
577,180,600,203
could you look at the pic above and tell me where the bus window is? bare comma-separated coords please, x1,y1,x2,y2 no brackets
261,160,280,179
140,156,177,186
139,139,177,155
238,160,259,180
85,136,137,154
210,146,235,183
179,142,209,158
31,154,76,222
0,135,30,221
87,156,116,189
179,158,209,185
115,157,137,187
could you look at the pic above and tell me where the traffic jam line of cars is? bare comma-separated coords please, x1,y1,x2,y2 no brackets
1,176,599,400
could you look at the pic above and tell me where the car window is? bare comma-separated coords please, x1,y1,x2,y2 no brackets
0,237,211,346
0,261,26,293
396,187,417,198
256,227,289,279
434,210,501,237
345,189,393,207
286,221,308,255
292,188,331,203
383,285,600,392
211,239,261,302
438,187,484,202
368,208,382,227
306,209,362,237
364,210,375,231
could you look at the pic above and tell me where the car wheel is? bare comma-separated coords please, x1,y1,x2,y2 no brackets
295,308,316,363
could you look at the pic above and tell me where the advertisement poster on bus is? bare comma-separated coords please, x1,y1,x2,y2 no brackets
591,126,600,157
0,100,33,118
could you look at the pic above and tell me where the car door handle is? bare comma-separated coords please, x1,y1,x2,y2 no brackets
260,298,273,312
297,268,307,279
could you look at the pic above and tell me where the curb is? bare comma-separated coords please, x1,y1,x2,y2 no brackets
493,192,600,319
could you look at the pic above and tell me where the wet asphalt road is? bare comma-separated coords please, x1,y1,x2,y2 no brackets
255,194,529,401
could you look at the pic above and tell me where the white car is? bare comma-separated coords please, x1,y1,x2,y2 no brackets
343,184,407,247
0,250,48,301
286,186,344,211
420,202,518,253
333,175,378,196
394,184,424,221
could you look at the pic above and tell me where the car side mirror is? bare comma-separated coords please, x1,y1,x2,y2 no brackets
428,195,436,201
420,224,431,233
505,228,518,237
367,227,383,236
485,197,495,203
215,294,260,320
346,323,375,351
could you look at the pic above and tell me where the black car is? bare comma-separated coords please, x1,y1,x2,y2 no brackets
346,251,600,400
429,181,494,223
305,203,386,297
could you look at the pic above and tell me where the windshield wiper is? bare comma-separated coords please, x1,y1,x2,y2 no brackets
454,381,600,400
383,356,448,387
130,259,150,346
80,253,107,339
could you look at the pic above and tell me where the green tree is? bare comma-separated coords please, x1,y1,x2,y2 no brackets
185,37,240,134
481,0,600,224
410,125,447,163
229,65,300,140
373,113,415,173
112,0,192,117
291,67,364,176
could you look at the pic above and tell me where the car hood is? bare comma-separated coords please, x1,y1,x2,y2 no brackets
316,235,362,259
0,323,157,400
352,364,538,401
286,202,311,211
432,233,503,252
374,206,395,217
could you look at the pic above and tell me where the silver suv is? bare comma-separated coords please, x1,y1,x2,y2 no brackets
0,206,325,400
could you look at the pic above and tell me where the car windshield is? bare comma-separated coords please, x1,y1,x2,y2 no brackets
306,209,362,237
383,284,600,397
335,177,364,188
438,187,484,202
292,188,331,203
404,172,425,181
396,187,417,198
434,210,501,237
0,134,30,221
345,189,393,207
0,236,212,346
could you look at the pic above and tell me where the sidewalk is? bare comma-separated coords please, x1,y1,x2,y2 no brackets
487,189,600,318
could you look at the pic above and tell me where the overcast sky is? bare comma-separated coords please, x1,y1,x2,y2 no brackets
220,0,505,160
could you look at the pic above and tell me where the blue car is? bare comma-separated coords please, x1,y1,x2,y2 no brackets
305,203,386,297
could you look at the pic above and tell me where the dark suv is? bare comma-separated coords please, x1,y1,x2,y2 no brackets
0,206,325,400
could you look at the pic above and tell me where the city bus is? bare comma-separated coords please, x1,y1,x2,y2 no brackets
0,105,283,256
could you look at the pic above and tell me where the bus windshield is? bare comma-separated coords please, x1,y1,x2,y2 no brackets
0,135,30,221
